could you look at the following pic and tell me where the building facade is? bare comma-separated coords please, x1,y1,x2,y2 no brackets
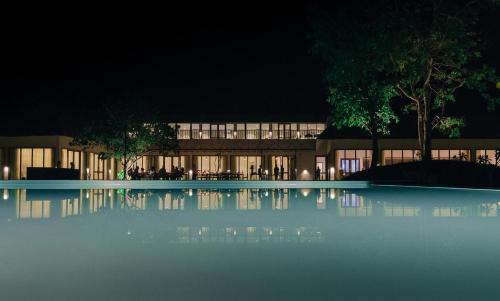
1,121,500,180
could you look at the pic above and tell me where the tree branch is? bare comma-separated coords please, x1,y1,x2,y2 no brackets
396,84,419,102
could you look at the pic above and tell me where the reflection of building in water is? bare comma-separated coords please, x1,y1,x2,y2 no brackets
197,190,223,210
337,191,372,216
16,189,51,219
384,203,421,217
88,189,119,213
432,206,469,217
316,189,328,210
61,191,83,218
478,202,499,217
176,226,324,244
271,189,288,210
10,189,500,220
158,192,185,210
236,189,261,210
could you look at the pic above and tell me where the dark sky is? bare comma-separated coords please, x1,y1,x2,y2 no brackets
0,2,328,135
0,2,498,135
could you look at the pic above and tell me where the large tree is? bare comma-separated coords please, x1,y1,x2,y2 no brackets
381,0,500,160
309,4,399,167
72,101,179,179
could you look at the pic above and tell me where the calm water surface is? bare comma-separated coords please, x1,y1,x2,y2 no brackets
1,187,500,301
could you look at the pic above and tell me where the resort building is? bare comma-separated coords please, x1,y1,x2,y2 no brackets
1,119,500,180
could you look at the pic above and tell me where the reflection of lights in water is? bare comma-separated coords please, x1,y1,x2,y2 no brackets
3,189,8,200
198,230,202,235
108,190,112,197
86,191,90,199
269,230,273,235
265,191,269,197
127,231,132,235
341,193,361,208
301,189,311,197
233,230,237,236
329,190,335,199
188,189,193,196
227,193,230,197
297,230,301,236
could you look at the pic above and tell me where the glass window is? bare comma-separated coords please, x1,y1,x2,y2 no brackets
15,148,54,179
210,124,218,139
234,156,262,180
315,156,327,180
195,156,225,175
477,150,499,165
271,123,279,139
246,123,260,139
226,124,235,139
336,150,371,178
177,123,191,139
236,124,245,139
383,150,418,165
191,124,200,139
218,124,226,139
201,124,210,139
271,156,289,180
261,123,271,139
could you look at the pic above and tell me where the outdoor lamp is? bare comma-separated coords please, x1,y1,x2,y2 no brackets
3,166,9,180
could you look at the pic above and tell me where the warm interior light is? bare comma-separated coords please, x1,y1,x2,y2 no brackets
2,166,9,180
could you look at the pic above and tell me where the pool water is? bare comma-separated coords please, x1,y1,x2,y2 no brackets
1,187,500,301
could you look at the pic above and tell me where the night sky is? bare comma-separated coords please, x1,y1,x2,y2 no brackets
0,2,498,136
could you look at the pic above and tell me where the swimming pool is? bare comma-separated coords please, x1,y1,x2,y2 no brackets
1,187,499,300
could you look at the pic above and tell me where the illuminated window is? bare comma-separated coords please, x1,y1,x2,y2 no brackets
195,156,225,174
382,150,419,165
477,150,500,165
336,150,371,177
432,149,469,161
271,156,290,180
14,148,54,179
177,123,191,139
201,124,210,139
246,123,260,139
261,123,271,139
236,124,245,139
315,156,327,180
61,149,83,178
191,124,200,139
157,156,186,172
234,156,262,179
226,124,235,139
